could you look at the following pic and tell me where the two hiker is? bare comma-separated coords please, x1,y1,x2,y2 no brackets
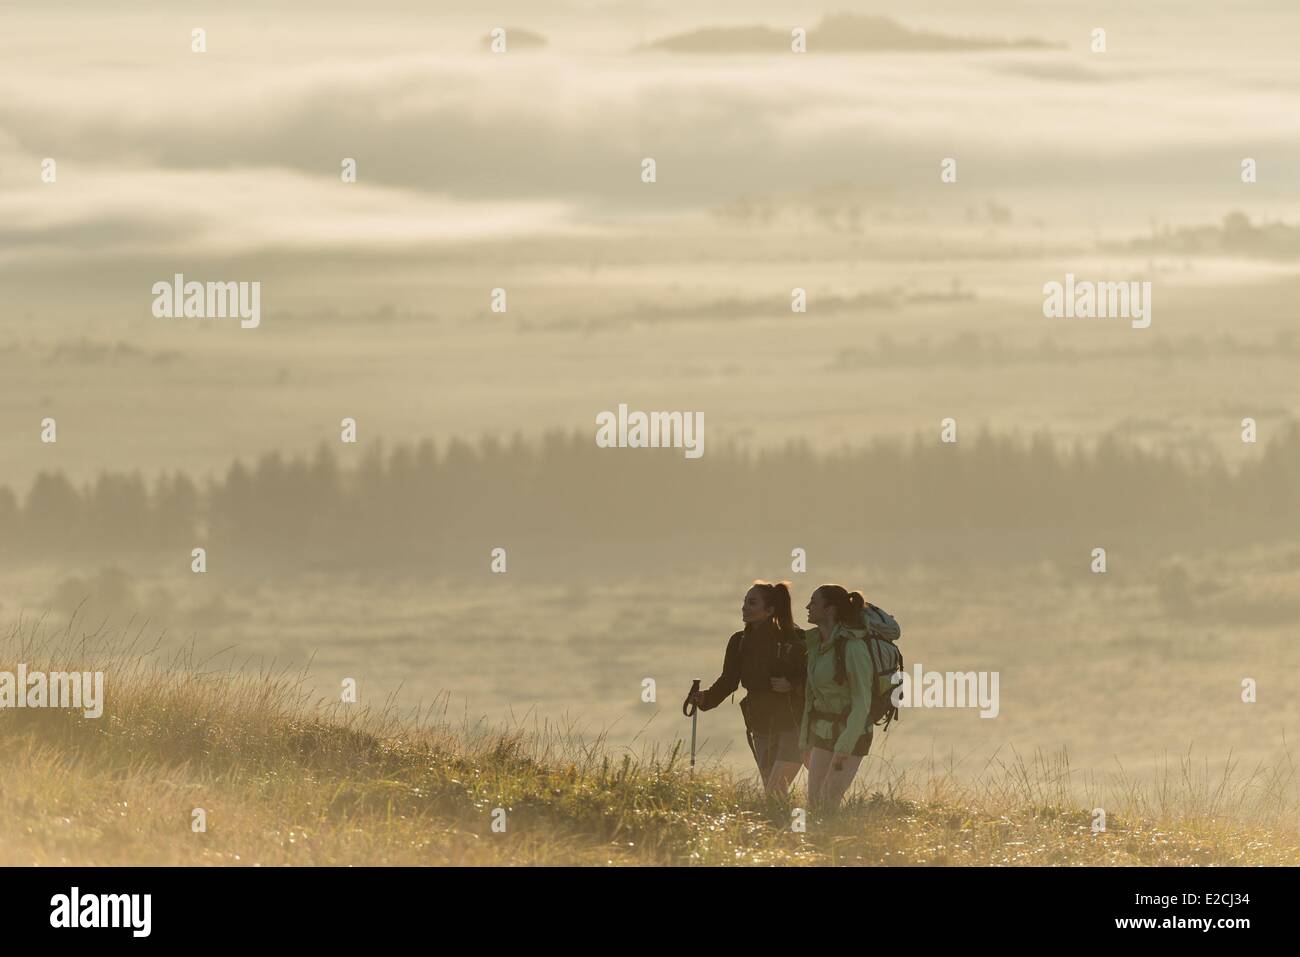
689,581,902,811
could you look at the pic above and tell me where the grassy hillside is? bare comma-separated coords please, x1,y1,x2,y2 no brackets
1,621,1296,866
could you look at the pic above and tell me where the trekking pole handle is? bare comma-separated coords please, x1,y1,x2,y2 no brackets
682,679,700,717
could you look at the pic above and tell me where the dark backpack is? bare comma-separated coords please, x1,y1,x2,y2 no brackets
833,603,904,732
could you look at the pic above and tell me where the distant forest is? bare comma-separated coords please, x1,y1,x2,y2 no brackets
2,426,1298,575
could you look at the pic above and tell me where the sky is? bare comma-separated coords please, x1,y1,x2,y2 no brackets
4,0,1300,283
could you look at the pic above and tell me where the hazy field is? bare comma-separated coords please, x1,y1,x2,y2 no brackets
4,546,1297,804
6,213,1300,488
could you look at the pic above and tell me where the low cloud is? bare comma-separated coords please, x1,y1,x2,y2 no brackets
640,13,1058,54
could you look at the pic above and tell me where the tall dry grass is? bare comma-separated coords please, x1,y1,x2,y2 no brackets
1,615,1295,866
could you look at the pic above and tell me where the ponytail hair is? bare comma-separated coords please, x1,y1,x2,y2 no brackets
751,580,796,633
815,584,865,628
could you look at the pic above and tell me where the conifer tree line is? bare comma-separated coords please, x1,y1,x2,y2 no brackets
3,425,1296,573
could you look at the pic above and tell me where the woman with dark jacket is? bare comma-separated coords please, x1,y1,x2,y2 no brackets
688,581,807,794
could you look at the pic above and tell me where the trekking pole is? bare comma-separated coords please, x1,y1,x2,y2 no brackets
681,679,701,773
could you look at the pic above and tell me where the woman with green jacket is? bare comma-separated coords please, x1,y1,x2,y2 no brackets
801,584,876,811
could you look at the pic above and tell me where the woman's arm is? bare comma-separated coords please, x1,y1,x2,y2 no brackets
789,638,808,685
798,646,813,751
833,639,874,755
696,632,742,711
798,628,818,748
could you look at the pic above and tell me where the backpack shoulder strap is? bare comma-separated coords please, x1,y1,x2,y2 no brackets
834,631,869,685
